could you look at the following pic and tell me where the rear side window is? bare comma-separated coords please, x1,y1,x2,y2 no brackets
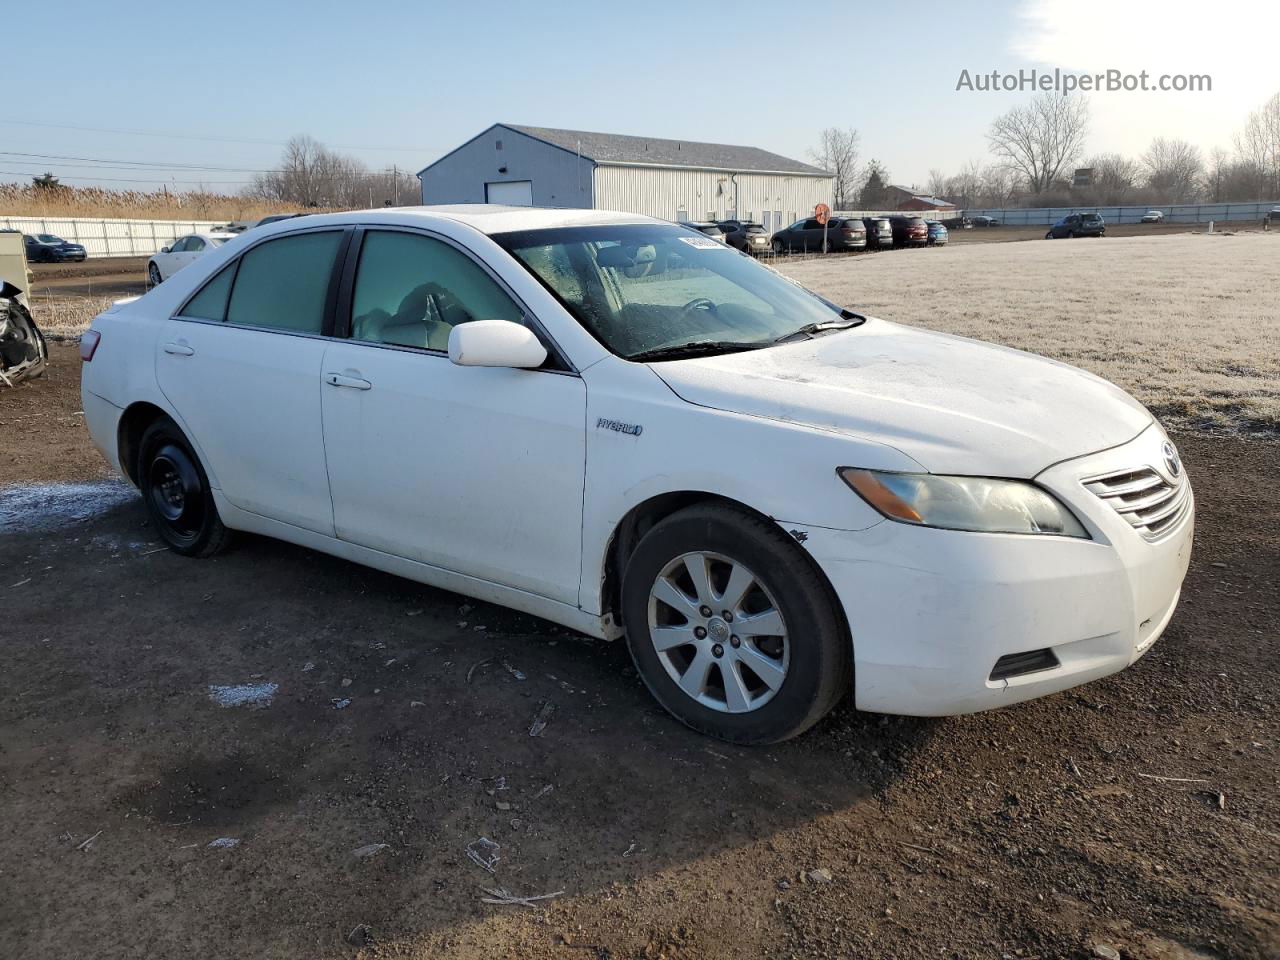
225,231,343,333
182,263,236,321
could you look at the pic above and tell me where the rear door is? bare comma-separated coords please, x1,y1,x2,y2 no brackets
155,227,350,534
319,227,586,603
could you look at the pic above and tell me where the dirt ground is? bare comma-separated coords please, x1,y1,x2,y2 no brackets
2,263,1278,958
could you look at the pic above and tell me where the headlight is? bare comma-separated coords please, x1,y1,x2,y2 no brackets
838,468,1088,538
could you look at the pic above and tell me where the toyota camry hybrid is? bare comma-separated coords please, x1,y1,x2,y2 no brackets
80,206,1194,743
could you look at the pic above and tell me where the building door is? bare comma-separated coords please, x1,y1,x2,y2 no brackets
762,211,771,233
485,180,534,205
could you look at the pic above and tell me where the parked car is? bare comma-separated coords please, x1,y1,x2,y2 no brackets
861,216,893,250
1140,210,1165,223
970,216,1001,227
81,207,1193,744
679,221,727,243
826,217,867,251
1046,213,1106,239
942,216,973,229
23,233,87,263
769,217,835,253
888,215,929,248
252,214,311,229
716,220,771,255
925,220,949,245
148,233,238,285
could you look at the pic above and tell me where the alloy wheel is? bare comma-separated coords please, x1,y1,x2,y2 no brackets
647,551,790,714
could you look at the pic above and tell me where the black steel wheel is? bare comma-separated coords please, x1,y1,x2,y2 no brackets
138,417,232,557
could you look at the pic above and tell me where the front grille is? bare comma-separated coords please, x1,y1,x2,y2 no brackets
1082,465,1190,541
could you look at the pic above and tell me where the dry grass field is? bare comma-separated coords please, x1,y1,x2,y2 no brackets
0,183,324,221
779,233,1280,433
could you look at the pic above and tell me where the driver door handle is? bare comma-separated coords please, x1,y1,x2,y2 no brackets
325,372,372,391
163,342,194,356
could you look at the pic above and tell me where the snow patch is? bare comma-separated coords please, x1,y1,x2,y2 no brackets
0,481,136,533
208,682,278,709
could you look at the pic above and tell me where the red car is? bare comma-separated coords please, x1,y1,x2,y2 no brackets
888,215,928,248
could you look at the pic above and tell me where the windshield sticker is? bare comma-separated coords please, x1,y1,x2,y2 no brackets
678,235,726,250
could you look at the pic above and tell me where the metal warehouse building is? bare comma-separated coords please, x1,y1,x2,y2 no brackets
417,123,832,236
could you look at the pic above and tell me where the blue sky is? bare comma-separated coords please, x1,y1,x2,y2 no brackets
4,0,1272,193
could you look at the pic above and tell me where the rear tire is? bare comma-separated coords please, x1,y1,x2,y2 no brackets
621,503,850,744
138,417,232,557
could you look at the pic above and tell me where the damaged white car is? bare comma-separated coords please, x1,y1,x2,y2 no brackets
81,207,1193,743
0,282,48,386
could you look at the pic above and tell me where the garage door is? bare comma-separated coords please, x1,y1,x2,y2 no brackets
485,180,533,206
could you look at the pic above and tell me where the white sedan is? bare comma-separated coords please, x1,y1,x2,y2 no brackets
147,232,237,285
81,207,1193,743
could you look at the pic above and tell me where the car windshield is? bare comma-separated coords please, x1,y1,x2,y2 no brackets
211,237,232,245
37,234,63,243
495,224,856,360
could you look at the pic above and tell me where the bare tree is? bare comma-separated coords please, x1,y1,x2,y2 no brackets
926,168,949,200
246,135,419,208
979,164,1020,207
986,94,1089,196
1141,137,1204,203
808,127,861,208
1235,91,1280,200
1083,152,1141,204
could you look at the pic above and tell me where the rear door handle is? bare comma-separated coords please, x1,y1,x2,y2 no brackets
324,372,372,391
163,342,194,356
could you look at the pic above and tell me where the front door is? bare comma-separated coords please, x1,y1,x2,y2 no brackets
155,228,348,535
319,228,586,604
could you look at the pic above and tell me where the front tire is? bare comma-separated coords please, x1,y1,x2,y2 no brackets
148,262,162,286
1045,231,1054,240
621,504,850,744
138,417,232,557
771,239,785,255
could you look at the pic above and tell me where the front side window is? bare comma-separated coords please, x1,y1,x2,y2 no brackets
496,223,854,361
349,230,523,351
224,231,343,333
169,237,190,253
188,238,207,252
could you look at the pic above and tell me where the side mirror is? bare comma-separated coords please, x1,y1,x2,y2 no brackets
448,319,547,369
160,246,170,254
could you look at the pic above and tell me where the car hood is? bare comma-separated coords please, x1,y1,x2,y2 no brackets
650,318,1152,477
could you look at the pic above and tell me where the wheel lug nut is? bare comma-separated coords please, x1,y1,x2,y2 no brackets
711,643,724,658
694,626,707,639
730,635,741,648
722,611,733,622
699,605,712,617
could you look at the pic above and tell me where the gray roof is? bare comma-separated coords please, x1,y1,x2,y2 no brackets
503,124,830,176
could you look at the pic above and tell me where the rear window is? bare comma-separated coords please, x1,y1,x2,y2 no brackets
218,231,343,333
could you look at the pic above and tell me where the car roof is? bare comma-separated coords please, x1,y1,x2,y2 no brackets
255,205,662,237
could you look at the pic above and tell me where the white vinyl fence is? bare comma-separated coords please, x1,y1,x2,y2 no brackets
958,201,1280,226
0,215,226,258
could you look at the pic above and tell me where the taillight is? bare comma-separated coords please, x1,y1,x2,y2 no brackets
80,329,101,361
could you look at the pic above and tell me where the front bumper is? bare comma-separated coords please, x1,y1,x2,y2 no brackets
793,424,1193,715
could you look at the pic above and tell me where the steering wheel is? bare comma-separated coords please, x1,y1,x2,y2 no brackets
680,297,717,317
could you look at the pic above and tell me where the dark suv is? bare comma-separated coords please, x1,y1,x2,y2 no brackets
827,217,867,251
888,215,929,248
1046,213,1105,239
716,220,771,255
770,217,834,253
861,216,893,250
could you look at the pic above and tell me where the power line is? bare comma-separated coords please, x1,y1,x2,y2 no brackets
1,171,257,185
0,150,274,173
0,118,432,153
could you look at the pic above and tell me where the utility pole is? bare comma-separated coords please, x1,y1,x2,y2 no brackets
393,165,399,205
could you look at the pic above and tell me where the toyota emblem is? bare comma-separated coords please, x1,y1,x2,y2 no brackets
1162,440,1182,478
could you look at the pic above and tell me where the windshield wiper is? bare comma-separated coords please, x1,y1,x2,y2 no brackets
628,340,769,363
772,316,863,345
